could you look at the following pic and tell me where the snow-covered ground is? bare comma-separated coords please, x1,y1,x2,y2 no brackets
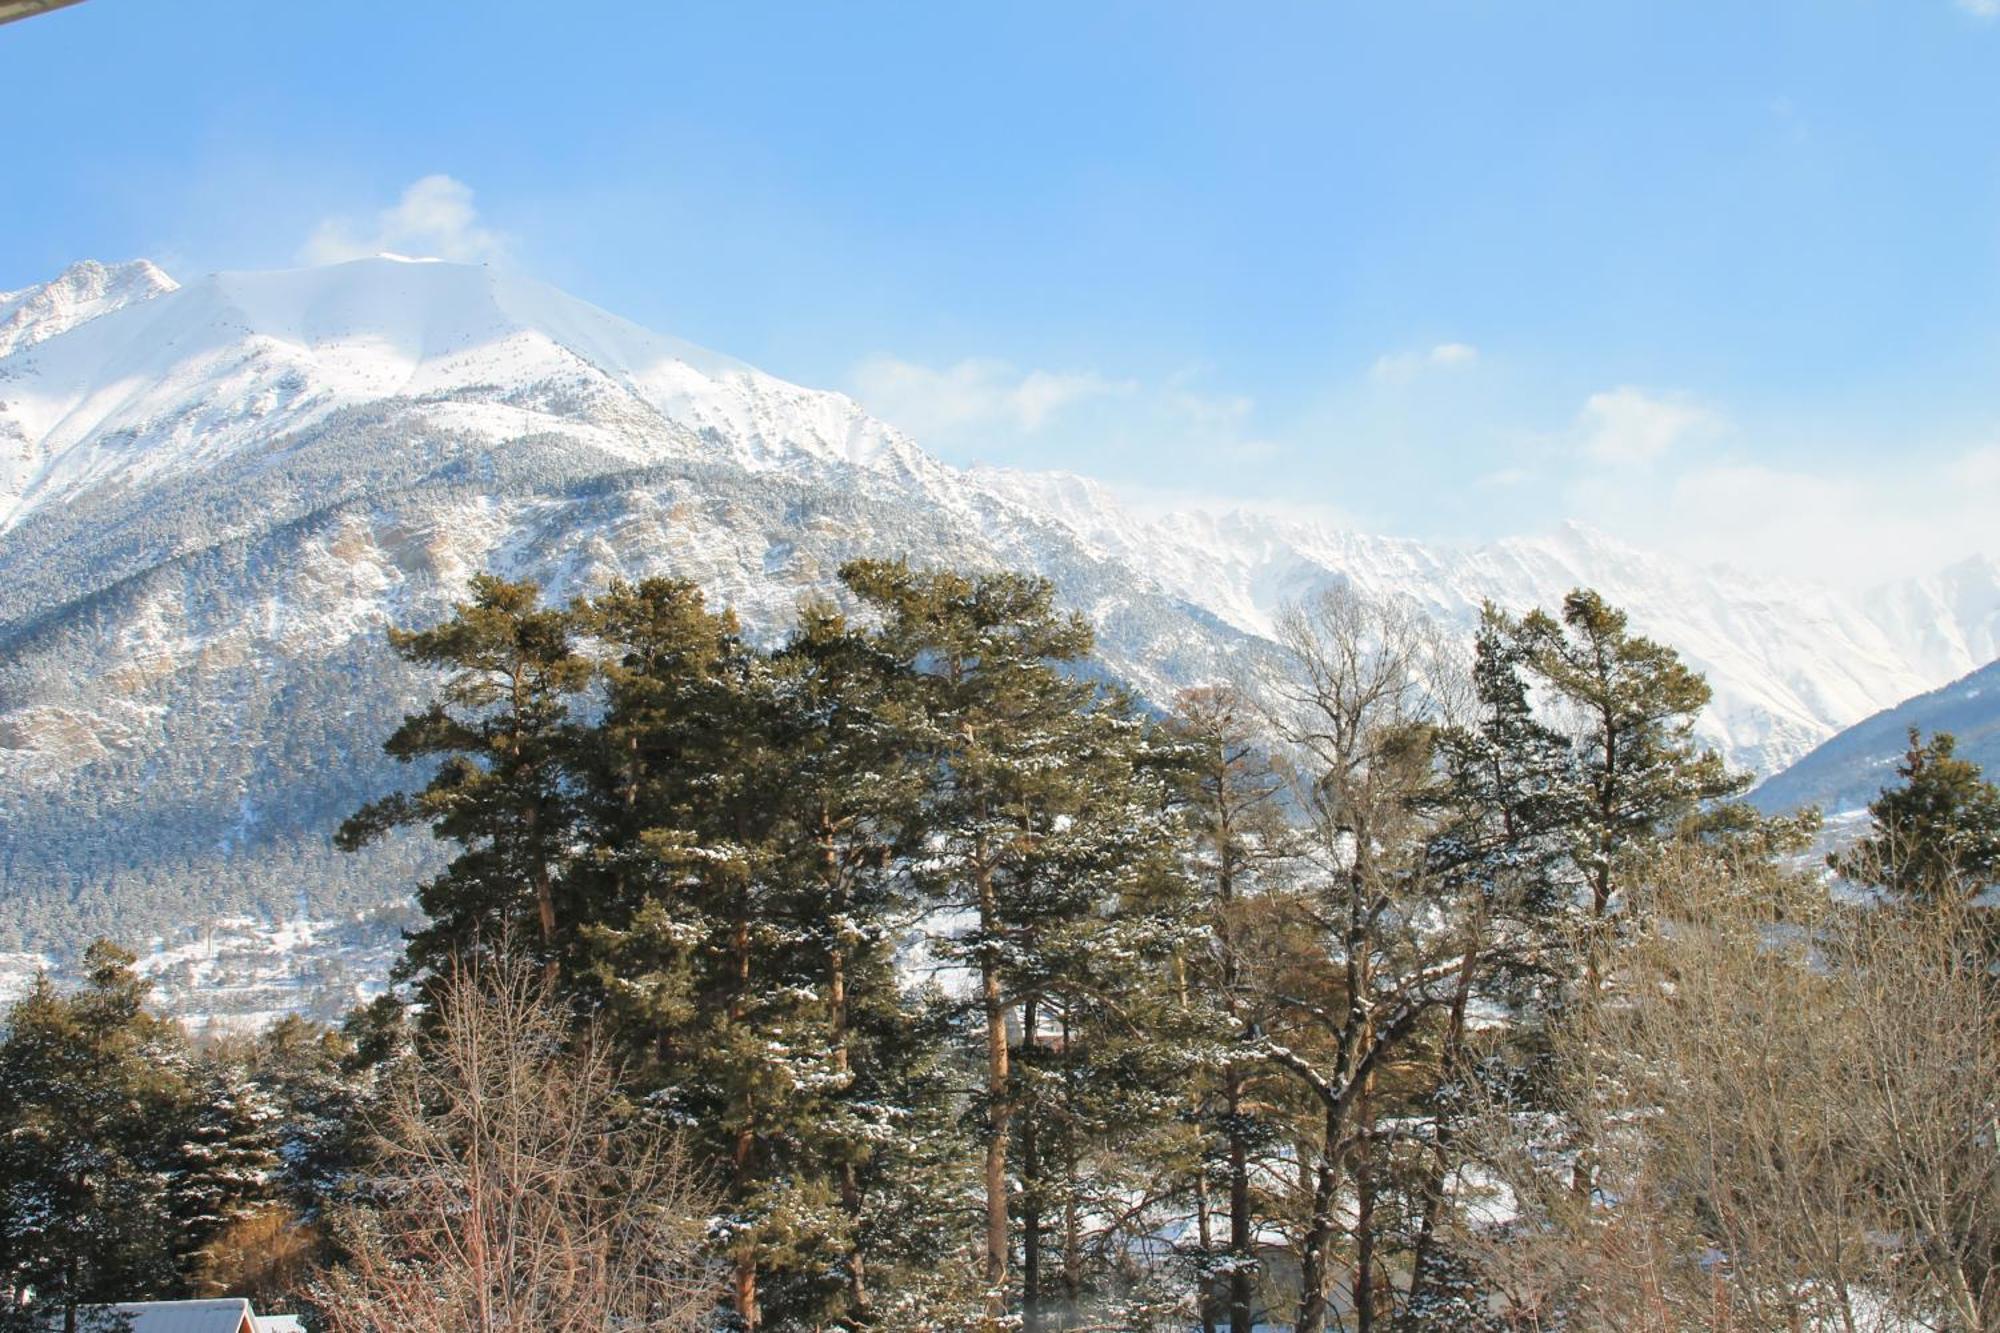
0,909,408,1031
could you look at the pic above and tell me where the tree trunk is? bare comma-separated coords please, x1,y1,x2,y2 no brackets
1195,1164,1218,1333
821,811,871,1322
1294,1105,1344,1333
731,900,762,1332
979,858,1011,1328
1226,1062,1254,1333
1408,939,1478,1311
1021,998,1044,1333
1059,1009,1082,1314
1354,1137,1378,1333
733,1256,760,1333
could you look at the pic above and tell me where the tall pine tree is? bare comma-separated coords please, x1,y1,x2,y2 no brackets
338,574,590,986
840,559,1099,1329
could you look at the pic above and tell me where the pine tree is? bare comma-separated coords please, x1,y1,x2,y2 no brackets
1164,685,1298,1333
248,1014,366,1211
1831,728,2000,905
169,1055,282,1288
839,559,1100,1329
0,943,188,1333
569,576,814,1332
1006,698,1201,1333
1507,589,1751,991
1403,611,1582,1317
337,574,591,985
762,598,958,1326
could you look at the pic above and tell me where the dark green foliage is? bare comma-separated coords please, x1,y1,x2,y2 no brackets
338,573,591,985
1507,589,1754,977
1832,728,2000,903
0,949,363,1328
0,946,188,1325
330,566,1808,1329
168,1056,281,1279
244,1015,368,1209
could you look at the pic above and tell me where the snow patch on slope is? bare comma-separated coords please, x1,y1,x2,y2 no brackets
0,258,177,359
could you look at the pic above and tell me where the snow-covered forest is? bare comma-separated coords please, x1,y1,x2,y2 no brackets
2,563,1995,1332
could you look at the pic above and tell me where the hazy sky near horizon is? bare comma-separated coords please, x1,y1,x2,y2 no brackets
5,0,1999,584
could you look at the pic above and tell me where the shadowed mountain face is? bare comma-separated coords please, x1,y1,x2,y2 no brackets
2,254,1996,963
1753,655,2000,818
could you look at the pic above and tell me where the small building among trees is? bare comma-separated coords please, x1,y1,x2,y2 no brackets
55,1298,296,1333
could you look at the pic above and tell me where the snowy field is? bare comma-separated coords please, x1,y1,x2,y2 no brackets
0,907,409,1031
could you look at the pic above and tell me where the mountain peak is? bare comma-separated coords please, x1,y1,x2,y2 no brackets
0,257,177,359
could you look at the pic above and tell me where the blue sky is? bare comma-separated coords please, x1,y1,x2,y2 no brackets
5,0,1999,583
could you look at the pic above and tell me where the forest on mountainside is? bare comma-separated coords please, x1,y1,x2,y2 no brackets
1,564,1995,1332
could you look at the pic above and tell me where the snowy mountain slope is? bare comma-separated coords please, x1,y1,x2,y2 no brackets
1753,654,2000,817
963,468,1970,772
0,256,941,534
0,254,1993,982
0,258,176,359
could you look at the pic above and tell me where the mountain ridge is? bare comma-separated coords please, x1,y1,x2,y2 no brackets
1,254,1995,977
1753,653,2000,817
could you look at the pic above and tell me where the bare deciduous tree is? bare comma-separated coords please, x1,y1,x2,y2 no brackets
316,955,717,1333
1248,585,1478,1333
1459,849,2000,1331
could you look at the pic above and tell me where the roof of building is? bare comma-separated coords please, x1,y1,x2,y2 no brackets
80,1300,257,1333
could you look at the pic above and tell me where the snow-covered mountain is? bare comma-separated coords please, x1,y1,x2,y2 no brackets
1753,653,2000,819
2,254,1995,973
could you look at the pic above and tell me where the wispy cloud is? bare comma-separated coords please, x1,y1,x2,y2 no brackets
848,355,1276,464
1576,386,1719,464
299,175,508,265
848,356,1132,436
1956,0,1999,18
1369,342,1480,384
1565,440,2000,585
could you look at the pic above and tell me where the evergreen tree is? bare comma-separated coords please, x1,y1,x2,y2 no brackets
1507,589,1751,989
247,1015,366,1211
839,559,1100,1329
1006,699,1201,1333
337,574,590,985
1164,685,1298,1333
1403,611,1582,1320
1831,728,2000,906
169,1055,282,1286
762,599,963,1327
569,577,814,1331
0,943,187,1333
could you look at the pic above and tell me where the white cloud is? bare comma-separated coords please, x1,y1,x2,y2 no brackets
848,354,1282,474
1577,386,1718,464
1110,480,1362,532
1565,441,2000,585
848,356,1131,437
1957,0,2000,18
300,175,508,265
1369,342,1481,384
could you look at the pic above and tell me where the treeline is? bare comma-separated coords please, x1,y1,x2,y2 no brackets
3,561,1996,1331
0,949,358,1330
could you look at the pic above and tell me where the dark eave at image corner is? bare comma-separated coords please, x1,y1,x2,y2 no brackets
0,0,84,25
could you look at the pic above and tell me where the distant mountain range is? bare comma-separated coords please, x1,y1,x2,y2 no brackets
2,254,1996,969
1754,654,2000,818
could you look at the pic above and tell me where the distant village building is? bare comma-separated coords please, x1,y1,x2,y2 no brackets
58,1299,303,1333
